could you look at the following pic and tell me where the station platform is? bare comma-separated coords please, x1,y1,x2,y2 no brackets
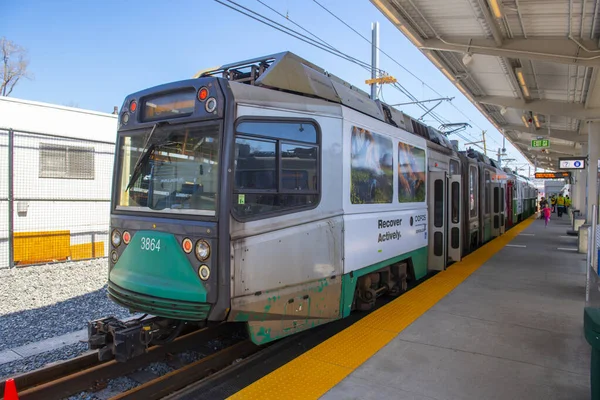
229,215,590,400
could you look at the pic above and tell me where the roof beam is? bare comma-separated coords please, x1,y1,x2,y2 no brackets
473,0,502,46
500,124,588,142
420,37,600,67
476,96,600,119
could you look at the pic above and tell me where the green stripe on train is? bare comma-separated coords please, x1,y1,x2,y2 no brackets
110,231,207,303
339,246,428,318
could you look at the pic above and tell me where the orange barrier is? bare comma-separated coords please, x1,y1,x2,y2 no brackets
13,230,104,265
3,378,19,400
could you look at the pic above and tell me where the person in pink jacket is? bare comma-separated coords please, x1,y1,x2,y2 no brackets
542,204,551,227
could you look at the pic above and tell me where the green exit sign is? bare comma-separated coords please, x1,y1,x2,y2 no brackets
531,139,550,148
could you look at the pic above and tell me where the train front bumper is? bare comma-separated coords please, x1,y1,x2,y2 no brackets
108,230,211,321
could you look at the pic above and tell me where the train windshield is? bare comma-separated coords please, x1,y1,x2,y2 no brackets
116,123,220,216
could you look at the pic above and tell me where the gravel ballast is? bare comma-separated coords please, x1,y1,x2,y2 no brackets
0,342,90,380
0,259,131,351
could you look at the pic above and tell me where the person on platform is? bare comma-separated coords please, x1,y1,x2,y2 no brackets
557,193,565,218
550,195,557,213
543,204,551,227
539,196,548,219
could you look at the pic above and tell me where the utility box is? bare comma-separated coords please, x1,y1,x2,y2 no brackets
580,224,591,254
584,307,600,400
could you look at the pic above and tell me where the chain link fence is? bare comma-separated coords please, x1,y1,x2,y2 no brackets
0,128,114,269
0,131,8,268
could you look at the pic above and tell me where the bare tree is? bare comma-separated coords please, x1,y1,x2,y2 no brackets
1,37,32,97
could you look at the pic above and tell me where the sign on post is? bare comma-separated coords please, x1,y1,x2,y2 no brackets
558,157,586,170
531,139,550,148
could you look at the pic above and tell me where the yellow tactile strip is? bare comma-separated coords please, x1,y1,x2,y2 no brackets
229,217,535,400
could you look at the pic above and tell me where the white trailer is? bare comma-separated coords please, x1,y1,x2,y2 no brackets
0,97,118,268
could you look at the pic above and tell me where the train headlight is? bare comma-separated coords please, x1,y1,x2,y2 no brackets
110,250,119,263
198,265,210,281
111,230,121,247
195,240,210,261
205,97,217,113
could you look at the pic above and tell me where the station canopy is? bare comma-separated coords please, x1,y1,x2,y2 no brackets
371,0,600,171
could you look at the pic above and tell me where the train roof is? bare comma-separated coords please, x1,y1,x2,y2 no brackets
196,51,457,152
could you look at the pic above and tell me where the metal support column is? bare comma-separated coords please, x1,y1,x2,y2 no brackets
588,122,600,223
574,169,586,212
8,129,14,269
587,205,598,304
371,22,379,100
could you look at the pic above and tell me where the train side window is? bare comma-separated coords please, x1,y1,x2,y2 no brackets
452,181,460,223
434,179,444,228
469,166,477,218
234,137,277,190
232,120,320,219
500,187,505,212
450,159,460,176
236,120,317,143
281,144,317,190
485,171,491,215
493,186,499,213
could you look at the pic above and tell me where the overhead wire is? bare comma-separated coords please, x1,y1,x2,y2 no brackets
214,0,380,72
311,0,505,153
244,0,449,128
311,0,489,129
215,0,487,151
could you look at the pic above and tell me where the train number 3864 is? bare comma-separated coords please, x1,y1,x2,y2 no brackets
140,237,161,252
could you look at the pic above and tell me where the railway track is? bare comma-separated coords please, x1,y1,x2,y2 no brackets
0,323,259,400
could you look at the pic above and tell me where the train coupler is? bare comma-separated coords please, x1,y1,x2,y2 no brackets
88,316,184,362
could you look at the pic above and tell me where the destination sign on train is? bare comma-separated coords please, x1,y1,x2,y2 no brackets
534,172,570,179
558,158,586,170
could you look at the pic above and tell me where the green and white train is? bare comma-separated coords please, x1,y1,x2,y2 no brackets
89,52,537,361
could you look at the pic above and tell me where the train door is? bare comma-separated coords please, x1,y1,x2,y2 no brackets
491,183,501,237
506,182,514,228
428,171,447,271
448,174,462,263
482,169,492,242
499,184,506,234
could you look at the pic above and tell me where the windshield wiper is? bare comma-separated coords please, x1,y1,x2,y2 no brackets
126,123,160,192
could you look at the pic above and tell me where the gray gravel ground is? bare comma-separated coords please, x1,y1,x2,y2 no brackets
0,259,131,351
0,342,90,380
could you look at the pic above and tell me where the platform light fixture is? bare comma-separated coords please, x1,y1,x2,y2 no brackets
521,114,530,128
426,52,443,69
441,68,456,82
533,114,541,128
372,0,423,46
462,53,473,66
488,0,504,18
372,0,401,25
515,68,530,98
398,24,423,47
456,83,476,103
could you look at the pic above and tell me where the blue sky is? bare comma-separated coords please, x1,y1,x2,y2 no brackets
1,0,531,169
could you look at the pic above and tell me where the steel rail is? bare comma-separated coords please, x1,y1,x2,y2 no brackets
111,340,258,400
1,324,235,400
